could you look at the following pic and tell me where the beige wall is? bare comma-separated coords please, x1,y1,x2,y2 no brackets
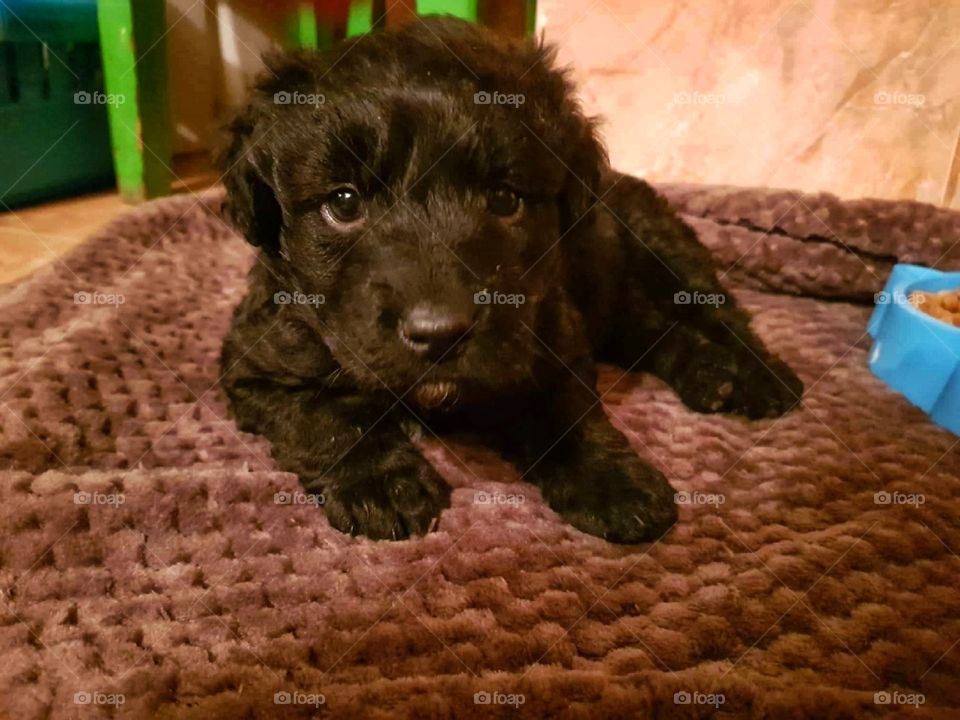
538,0,960,208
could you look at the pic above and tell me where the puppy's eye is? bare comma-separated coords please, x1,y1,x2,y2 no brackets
322,186,364,226
487,187,521,217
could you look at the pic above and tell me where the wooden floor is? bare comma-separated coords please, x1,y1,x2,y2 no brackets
0,153,219,286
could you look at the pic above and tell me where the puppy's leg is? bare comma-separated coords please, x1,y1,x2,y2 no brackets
599,173,803,419
501,372,677,543
226,383,450,540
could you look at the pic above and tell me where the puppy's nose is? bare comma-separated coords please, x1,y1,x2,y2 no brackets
400,304,473,357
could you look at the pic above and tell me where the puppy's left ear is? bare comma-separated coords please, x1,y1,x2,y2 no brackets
557,113,607,233
522,40,607,229
218,107,284,256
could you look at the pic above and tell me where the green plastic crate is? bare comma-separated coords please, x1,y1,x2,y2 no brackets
0,0,114,208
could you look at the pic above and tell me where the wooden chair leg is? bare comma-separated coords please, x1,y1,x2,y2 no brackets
385,0,417,27
96,0,171,203
479,0,528,36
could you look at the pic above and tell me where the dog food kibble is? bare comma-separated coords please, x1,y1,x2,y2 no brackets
910,289,960,326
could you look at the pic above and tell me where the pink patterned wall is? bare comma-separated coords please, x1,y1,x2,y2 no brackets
538,0,960,208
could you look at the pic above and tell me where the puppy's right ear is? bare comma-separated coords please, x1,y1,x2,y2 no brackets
219,109,283,255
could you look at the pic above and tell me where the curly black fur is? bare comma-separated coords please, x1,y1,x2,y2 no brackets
219,17,803,543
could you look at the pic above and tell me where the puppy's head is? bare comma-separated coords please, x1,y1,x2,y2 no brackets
221,17,606,409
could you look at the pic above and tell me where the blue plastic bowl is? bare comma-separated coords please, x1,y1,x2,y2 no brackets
868,264,960,435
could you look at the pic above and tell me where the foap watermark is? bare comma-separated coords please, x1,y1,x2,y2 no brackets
874,291,922,306
274,290,325,307
474,90,525,107
674,490,725,508
74,491,125,507
274,690,326,708
674,691,725,708
274,490,324,507
874,491,924,508
74,691,125,707
673,91,727,107
474,490,525,507
874,690,925,708
74,90,126,106
74,291,125,306
474,691,525,707
674,290,725,307
273,90,326,107
873,91,925,108
474,289,525,307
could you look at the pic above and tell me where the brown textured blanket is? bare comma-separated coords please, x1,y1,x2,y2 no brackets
1,185,958,719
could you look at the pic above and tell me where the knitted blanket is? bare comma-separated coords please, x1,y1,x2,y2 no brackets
0,185,958,719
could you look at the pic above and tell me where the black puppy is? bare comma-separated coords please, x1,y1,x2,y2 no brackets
219,18,802,543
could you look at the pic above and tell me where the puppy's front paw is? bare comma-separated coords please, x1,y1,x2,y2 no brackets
730,351,803,419
320,451,451,540
542,456,677,544
675,343,802,419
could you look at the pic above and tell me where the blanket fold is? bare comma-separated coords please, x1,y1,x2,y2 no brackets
658,182,960,302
